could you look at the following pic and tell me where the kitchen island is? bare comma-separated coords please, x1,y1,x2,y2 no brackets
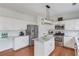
34,35,55,56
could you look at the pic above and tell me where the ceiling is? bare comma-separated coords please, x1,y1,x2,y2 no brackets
0,3,79,17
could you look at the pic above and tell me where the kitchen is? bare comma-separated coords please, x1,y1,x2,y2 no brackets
0,3,79,56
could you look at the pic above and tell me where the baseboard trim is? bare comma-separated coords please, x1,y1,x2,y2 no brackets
0,48,13,53
13,45,31,52
63,46,74,50
0,45,33,53
49,48,55,56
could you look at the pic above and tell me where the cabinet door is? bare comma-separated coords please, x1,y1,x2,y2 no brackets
64,37,74,48
34,41,44,56
65,21,74,30
44,40,52,55
44,38,54,55
14,36,29,50
74,21,79,30
24,36,29,46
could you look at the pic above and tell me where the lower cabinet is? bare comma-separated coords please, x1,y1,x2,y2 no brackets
44,38,55,55
34,37,55,56
13,36,29,50
0,38,12,52
64,37,75,49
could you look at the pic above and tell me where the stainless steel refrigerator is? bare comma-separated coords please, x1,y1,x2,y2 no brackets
26,25,38,46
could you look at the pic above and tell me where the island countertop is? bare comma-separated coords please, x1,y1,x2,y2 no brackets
34,35,55,56
33,35,54,42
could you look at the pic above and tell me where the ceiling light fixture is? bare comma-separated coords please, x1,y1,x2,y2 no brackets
41,5,52,25
45,5,50,20
72,3,77,6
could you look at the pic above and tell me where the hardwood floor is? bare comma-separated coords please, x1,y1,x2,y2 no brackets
14,46,34,56
0,46,75,56
0,47,34,56
50,47,75,56
0,49,14,56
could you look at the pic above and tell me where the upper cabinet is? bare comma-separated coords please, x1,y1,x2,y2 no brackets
54,19,79,30
61,19,79,30
64,20,75,30
74,20,79,30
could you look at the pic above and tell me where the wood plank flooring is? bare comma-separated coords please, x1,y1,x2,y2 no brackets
0,47,34,56
14,46,34,56
0,49,14,56
0,46,75,56
50,47,75,56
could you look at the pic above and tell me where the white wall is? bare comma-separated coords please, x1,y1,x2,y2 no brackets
0,16,37,30
0,7,37,51
0,7,37,22
0,7,37,30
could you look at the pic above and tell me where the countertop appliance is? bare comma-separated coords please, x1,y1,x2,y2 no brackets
19,31,24,36
26,25,38,46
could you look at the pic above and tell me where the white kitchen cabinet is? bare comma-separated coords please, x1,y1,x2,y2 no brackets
13,36,29,50
0,38,12,52
34,37,55,56
44,37,55,55
64,37,75,49
74,20,79,30
62,19,79,30
65,20,75,30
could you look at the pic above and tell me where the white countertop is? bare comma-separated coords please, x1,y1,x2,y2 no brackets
34,35,53,42
0,35,29,39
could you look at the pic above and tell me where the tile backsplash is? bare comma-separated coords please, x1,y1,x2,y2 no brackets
64,31,79,37
0,30,26,38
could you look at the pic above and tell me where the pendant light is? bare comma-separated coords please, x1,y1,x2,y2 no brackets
41,5,52,25
45,5,50,20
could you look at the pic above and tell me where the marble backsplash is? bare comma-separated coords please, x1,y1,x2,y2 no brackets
65,30,79,37
0,30,26,38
